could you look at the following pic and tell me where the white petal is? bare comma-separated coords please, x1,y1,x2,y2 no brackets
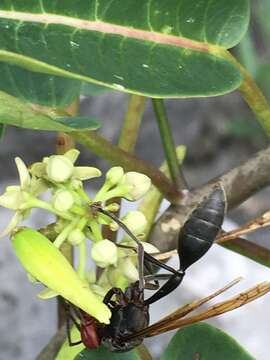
15,157,31,190
73,167,102,181
0,212,23,238
46,155,74,183
64,149,80,164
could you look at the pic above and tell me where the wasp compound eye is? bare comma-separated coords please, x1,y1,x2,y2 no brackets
178,186,226,271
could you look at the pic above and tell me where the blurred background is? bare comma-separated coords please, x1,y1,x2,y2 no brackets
0,1,270,359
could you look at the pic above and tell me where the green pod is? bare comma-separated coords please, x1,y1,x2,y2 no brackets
11,228,111,324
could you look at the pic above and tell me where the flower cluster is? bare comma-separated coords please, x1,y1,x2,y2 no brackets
0,150,157,322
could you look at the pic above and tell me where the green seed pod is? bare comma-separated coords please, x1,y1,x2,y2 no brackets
11,228,111,324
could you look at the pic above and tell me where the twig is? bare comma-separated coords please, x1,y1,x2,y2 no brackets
148,146,270,266
72,130,182,203
152,99,187,189
36,326,66,360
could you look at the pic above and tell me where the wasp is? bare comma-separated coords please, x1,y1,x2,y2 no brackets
66,186,270,352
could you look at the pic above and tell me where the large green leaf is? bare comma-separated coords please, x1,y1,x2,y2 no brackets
0,63,82,106
0,0,250,98
0,90,100,131
75,347,141,360
161,323,255,360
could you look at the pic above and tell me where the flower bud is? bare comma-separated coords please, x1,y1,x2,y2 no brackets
105,203,120,212
0,187,25,210
91,239,117,268
119,257,139,282
11,228,111,324
121,172,151,200
46,155,74,183
106,167,124,186
107,267,129,289
121,211,147,235
67,229,85,246
29,162,46,178
52,190,74,212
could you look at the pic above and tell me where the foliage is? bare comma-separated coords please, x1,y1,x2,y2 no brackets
0,1,270,360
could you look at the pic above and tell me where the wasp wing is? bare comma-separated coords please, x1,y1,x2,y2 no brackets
125,281,270,340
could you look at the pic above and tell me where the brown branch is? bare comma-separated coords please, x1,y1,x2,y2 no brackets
36,325,66,360
148,146,270,260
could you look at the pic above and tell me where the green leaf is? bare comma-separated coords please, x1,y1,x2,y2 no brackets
161,323,255,360
81,82,113,96
0,124,5,140
75,346,141,360
0,63,81,106
0,0,250,98
0,90,100,131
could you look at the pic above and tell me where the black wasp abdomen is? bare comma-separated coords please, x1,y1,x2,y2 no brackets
178,187,226,271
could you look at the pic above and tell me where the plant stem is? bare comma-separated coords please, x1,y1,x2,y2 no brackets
221,238,270,268
152,99,187,189
103,95,146,241
139,145,186,238
72,131,182,203
225,50,270,136
136,344,154,360
77,240,87,279
119,95,145,151
56,99,78,328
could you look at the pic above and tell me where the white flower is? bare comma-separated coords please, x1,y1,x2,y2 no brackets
105,167,124,186
53,190,74,212
121,172,151,200
121,211,147,235
119,257,139,282
0,158,47,238
67,229,85,246
46,155,74,183
91,239,118,268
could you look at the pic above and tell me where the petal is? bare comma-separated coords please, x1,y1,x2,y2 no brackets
73,167,101,181
15,157,31,190
64,149,80,164
37,287,59,299
46,155,74,183
31,178,48,195
29,162,47,178
0,212,23,238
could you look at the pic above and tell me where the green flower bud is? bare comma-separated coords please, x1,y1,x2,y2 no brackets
29,162,46,178
46,155,74,183
121,172,151,200
105,203,120,212
11,228,111,324
91,239,118,268
121,211,147,235
67,229,85,246
106,167,124,186
119,257,139,282
107,267,129,289
53,190,74,212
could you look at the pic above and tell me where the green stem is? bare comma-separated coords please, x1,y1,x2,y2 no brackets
22,199,74,221
71,131,182,204
221,238,270,268
89,220,103,241
224,50,270,136
152,99,187,189
119,95,145,151
139,145,186,238
77,240,87,279
53,219,78,248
